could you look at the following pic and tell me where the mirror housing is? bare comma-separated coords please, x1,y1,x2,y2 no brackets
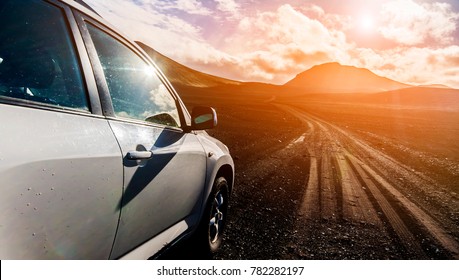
145,113,178,127
191,106,217,130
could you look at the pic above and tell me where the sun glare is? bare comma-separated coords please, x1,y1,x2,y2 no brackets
144,65,156,77
359,14,374,32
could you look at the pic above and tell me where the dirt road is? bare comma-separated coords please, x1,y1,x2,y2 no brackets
163,86,459,259
277,103,459,259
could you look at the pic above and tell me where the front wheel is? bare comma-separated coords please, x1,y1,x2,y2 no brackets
198,177,229,254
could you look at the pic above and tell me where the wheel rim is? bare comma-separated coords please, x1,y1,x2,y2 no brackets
209,191,225,244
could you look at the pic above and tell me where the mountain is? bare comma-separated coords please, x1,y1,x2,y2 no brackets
136,41,241,88
284,62,410,93
137,42,458,110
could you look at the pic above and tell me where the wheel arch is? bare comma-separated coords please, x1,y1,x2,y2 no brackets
215,164,234,195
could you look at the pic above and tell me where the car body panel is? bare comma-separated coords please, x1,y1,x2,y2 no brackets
0,104,123,259
108,121,207,259
119,219,190,260
197,132,235,203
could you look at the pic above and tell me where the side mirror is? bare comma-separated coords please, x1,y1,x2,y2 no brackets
191,106,217,130
145,113,178,127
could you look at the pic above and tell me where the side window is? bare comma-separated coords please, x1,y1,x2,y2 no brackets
0,0,88,110
86,24,180,127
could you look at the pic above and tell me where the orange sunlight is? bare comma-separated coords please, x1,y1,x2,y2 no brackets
358,14,375,32
85,0,459,88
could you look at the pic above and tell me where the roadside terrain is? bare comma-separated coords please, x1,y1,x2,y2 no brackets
145,46,459,259
276,102,459,259
162,85,459,259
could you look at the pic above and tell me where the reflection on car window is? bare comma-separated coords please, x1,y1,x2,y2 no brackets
0,0,88,110
86,24,180,127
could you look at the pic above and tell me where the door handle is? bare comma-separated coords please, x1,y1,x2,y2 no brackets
126,151,153,160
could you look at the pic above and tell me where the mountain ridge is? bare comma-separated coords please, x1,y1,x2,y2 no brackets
137,41,457,98
137,41,241,88
284,62,410,93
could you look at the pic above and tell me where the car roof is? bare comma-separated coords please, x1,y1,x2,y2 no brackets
59,0,146,55
72,0,100,16
59,0,100,18
59,0,123,38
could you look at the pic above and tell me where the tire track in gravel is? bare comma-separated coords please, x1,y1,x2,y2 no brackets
298,118,319,219
276,103,459,259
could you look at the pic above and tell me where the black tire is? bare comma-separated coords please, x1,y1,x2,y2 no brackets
196,177,229,254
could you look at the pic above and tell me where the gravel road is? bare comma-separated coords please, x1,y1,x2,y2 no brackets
163,89,459,260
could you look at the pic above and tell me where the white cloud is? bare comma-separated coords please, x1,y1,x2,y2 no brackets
85,0,203,39
174,0,212,16
214,0,241,18
84,0,220,65
379,0,459,46
84,0,459,89
215,4,352,83
299,4,352,31
131,0,213,16
349,45,459,87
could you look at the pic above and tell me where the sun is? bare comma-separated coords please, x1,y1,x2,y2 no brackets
358,14,375,32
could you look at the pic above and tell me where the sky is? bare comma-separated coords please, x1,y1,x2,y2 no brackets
84,0,459,88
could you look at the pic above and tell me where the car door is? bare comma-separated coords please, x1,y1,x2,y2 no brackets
79,19,208,258
0,0,122,259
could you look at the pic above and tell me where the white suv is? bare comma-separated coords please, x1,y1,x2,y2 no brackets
0,0,234,259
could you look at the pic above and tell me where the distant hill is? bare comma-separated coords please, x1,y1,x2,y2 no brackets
136,43,458,110
137,41,241,88
284,62,410,93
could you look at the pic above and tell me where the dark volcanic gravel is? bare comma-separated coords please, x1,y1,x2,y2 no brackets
160,87,458,260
